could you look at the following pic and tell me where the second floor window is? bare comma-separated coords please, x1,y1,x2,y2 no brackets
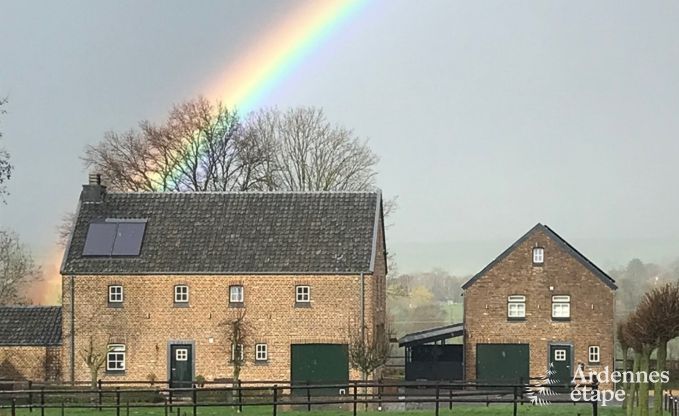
174,285,189,303
507,295,526,319
108,285,123,303
296,285,310,303
533,247,544,264
552,295,571,319
230,285,244,303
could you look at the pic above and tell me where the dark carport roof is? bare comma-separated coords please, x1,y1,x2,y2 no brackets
0,306,62,346
398,323,464,347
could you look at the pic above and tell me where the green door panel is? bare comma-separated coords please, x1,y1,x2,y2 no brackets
476,344,530,385
549,345,572,392
170,344,193,388
291,344,348,395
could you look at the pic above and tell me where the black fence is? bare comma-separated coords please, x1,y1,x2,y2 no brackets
666,393,679,416
0,378,602,416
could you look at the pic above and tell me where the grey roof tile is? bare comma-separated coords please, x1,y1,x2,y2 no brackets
0,306,62,346
62,191,382,275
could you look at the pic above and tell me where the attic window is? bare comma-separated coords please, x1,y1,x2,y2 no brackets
532,247,544,265
83,219,147,256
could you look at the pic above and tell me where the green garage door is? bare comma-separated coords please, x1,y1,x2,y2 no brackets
291,344,348,394
476,344,529,385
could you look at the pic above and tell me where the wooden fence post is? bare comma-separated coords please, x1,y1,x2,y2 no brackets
272,385,278,416
353,381,358,416
192,383,198,416
591,375,598,416
513,385,518,416
98,379,103,411
40,386,45,416
435,382,440,416
237,380,243,413
306,380,311,412
11,397,16,416
28,380,33,413
115,387,121,416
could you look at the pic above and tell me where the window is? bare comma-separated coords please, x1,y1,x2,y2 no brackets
83,219,147,257
174,285,189,303
296,286,310,303
554,349,566,361
230,285,244,303
533,247,544,264
175,348,188,361
231,344,244,362
588,346,600,363
255,344,268,362
106,344,126,372
108,285,123,303
507,295,526,319
552,295,571,319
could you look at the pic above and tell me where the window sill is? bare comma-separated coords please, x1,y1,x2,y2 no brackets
105,370,126,376
507,317,526,322
107,303,123,308
552,317,571,322
254,360,269,366
173,302,190,308
294,302,311,308
532,263,544,267
229,302,244,308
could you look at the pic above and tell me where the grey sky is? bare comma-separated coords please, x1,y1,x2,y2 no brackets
1,0,678,275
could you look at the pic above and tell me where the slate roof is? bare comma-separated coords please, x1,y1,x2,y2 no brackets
462,223,617,290
61,191,383,275
0,306,62,346
398,323,464,347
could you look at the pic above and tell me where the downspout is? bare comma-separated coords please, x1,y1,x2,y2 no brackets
70,276,75,385
360,272,365,383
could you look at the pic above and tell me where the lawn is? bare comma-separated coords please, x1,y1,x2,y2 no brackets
0,404,631,416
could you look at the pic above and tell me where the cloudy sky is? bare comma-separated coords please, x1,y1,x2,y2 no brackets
1,0,679,277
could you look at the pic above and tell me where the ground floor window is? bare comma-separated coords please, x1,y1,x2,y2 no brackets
231,343,244,362
106,344,126,372
255,343,268,362
588,345,600,363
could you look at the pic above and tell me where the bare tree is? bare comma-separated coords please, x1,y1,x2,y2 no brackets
79,335,109,388
82,97,271,192
0,228,42,305
245,107,379,191
348,323,391,380
0,97,12,202
220,308,252,382
625,308,658,416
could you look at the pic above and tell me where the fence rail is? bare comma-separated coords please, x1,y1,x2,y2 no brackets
0,378,601,416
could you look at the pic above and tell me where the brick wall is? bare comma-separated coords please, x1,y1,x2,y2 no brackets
62,271,384,383
0,346,61,381
463,228,616,384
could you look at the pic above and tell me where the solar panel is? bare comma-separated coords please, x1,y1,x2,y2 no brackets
82,223,117,256
111,222,146,256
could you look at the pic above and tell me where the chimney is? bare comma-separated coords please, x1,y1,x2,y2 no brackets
80,173,106,203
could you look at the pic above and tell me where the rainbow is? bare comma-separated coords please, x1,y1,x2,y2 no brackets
207,0,367,113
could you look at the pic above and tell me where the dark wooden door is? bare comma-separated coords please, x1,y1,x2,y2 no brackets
549,344,572,392
170,344,193,388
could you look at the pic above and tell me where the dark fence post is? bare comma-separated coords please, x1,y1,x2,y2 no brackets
378,378,382,411
61,400,65,416
192,383,197,416
126,400,130,416
435,382,440,416
115,387,121,416
164,399,168,416
449,386,453,410
28,380,33,413
11,397,16,416
591,374,598,416
513,385,518,416
98,379,103,411
306,380,311,412
237,380,243,413
272,385,278,416
169,385,173,412
40,386,45,416
353,381,358,416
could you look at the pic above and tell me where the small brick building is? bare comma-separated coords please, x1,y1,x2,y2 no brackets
60,179,387,385
0,306,62,381
462,224,616,385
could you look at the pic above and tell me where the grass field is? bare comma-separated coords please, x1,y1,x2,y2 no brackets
0,404,632,416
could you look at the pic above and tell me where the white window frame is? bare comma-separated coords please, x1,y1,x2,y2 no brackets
174,285,189,303
588,346,600,363
255,343,268,362
554,349,566,361
231,343,244,362
106,344,126,371
507,295,526,318
175,348,188,361
552,295,571,319
533,247,544,264
296,285,310,303
108,285,123,303
230,285,244,303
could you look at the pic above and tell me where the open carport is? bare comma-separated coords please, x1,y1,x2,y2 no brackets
398,323,464,382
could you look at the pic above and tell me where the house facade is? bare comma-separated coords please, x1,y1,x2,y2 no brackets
60,178,387,385
462,224,617,386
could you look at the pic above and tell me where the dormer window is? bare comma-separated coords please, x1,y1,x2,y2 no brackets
532,247,544,265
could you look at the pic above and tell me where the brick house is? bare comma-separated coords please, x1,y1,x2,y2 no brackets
60,178,387,385
0,306,62,381
462,223,617,385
